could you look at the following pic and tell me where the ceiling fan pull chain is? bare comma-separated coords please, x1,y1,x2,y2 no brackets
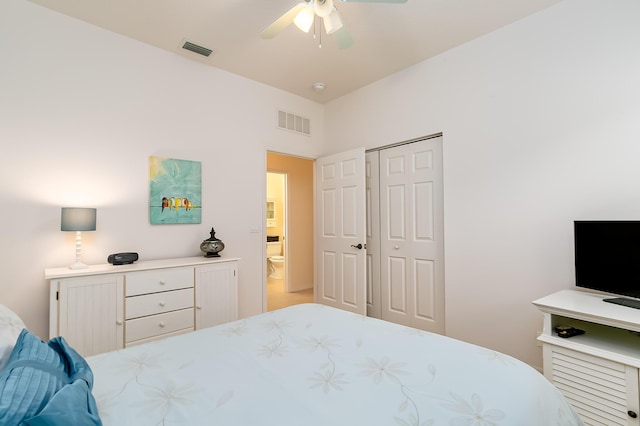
313,14,317,40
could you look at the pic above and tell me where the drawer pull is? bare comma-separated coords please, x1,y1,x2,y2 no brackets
196,305,202,310
159,280,166,285
159,322,166,328
159,301,166,307
116,320,123,326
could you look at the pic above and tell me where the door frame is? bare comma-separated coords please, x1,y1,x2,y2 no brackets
263,150,315,312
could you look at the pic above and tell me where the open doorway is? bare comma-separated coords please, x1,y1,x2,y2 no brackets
266,152,314,311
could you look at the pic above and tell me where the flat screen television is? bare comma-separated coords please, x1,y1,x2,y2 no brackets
574,221,640,301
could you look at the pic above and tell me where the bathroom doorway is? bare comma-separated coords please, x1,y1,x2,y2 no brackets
266,152,314,311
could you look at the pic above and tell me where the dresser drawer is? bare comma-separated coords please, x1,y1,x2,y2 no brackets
125,267,193,296
125,328,192,348
125,308,194,343
125,288,194,320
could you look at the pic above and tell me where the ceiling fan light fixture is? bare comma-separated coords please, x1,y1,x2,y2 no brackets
314,0,334,18
323,8,343,35
294,4,315,33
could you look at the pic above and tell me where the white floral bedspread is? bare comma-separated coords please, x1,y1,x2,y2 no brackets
88,303,583,425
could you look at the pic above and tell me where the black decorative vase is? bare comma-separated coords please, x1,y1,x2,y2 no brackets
200,227,225,258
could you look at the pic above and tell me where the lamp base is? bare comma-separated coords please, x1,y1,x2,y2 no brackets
69,262,88,270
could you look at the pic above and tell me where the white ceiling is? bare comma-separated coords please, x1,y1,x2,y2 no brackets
27,0,563,103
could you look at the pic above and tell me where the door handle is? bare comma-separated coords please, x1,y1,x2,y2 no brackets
350,243,364,250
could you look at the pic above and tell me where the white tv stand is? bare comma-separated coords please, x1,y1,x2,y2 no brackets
533,289,640,425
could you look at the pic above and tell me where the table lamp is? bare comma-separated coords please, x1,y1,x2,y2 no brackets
61,207,96,269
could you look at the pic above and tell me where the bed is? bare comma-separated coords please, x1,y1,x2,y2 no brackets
1,303,583,425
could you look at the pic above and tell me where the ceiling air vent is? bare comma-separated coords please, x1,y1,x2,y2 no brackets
277,110,311,137
181,41,214,57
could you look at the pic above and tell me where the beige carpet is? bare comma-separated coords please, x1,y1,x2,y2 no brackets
267,277,314,311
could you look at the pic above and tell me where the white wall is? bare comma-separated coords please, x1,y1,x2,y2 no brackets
324,0,640,369
3,0,639,371
0,0,324,340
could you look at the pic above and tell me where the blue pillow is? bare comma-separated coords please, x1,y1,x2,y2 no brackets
0,330,101,426
0,329,67,425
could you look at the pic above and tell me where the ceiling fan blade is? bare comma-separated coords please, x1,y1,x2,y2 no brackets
261,3,307,39
335,27,354,49
339,0,407,3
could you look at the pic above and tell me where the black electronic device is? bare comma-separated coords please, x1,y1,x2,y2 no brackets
107,252,139,265
574,221,640,301
554,326,585,338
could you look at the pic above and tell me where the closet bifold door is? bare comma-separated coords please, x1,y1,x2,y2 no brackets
379,137,444,334
366,151,381,318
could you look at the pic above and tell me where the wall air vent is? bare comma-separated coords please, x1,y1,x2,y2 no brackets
277,110,311,137
181,41,214,57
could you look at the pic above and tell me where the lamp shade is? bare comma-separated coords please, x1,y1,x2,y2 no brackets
323,8,343,35
293,4,314,33
61,208,97,232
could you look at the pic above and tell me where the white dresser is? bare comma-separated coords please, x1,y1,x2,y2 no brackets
46,256,239,357
534,290,640,426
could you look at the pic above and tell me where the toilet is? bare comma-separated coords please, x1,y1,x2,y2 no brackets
267,238,285,280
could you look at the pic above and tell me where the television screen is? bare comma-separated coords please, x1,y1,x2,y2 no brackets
574,221,640,299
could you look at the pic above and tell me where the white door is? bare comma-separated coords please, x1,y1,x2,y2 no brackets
315,148,367,315
380,137,444,333
365,151,381,318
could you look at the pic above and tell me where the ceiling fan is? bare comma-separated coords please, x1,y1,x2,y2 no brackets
260,0,408,47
